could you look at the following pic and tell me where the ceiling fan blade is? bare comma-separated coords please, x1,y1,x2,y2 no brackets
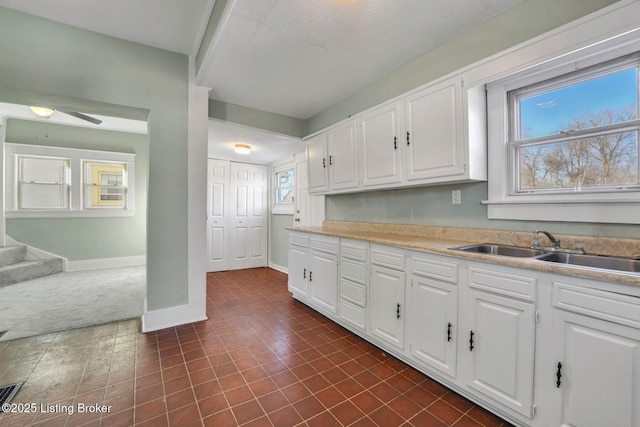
59,110,103,125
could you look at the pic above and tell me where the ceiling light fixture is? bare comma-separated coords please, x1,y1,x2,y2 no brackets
234,144,251,154
29,106,55,119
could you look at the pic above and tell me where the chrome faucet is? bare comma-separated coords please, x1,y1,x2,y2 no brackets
535,230,561,249
531,229,586,254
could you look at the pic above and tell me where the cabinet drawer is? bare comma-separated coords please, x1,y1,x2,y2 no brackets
289,233,308,247
310,235,339,254
371,246,405,270
340,258,367,285
340,278,367,307
412,256,458,283
340,300,367,331
553,282,640,329
341,239,368,262
468,267,536,301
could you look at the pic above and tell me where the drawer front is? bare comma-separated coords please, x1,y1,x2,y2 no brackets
340,258,367,285
553,281,640,329
468,267,536,301
412,256,458,283
289,233,308,247
310,235,339,254
340,300,367,331
341,239,368,262
340,278,367,307
371,246,405,270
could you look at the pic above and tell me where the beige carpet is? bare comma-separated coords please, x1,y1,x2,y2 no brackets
0,265,145,341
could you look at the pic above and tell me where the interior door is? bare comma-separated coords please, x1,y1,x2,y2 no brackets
229,162,268,270
294,152,325,227
206,159,230,272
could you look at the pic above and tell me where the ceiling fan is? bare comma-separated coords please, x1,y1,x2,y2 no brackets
29,106,103,125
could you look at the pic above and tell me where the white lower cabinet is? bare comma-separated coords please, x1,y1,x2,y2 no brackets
287,232,338,316
550,281,640,427
287,231,640,427
370,245,406,350
407,254,459,379
339,239,369,332
460,266,537,420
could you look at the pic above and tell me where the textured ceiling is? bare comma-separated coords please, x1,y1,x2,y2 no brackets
199,0,525,119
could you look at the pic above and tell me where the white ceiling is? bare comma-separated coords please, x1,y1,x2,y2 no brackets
0,0,525,163
198,0,525,119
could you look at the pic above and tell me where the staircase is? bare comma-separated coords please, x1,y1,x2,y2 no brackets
0,246,63,287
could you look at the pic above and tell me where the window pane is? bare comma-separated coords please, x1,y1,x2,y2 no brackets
20,183,68,209
18,156,69,210
518,68,638,139
85,162,126,208
277,187,294,204
518,130,638,191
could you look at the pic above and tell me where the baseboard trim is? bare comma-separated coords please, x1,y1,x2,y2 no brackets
269,263,288,274
141,302,208,333
66,255,146,271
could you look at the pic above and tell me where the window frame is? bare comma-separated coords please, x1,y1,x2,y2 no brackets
5,143,135,218
272,161,295,215
485,31,640,224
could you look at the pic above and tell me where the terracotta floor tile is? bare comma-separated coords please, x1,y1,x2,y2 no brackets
0,267,512,427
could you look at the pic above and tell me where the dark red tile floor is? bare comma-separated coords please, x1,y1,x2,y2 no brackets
0,267,514,426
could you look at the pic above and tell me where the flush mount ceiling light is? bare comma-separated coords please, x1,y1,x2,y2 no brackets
29,106,55,119
234,144,251,154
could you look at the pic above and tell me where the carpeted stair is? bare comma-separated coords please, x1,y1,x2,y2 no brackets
0,246,63,287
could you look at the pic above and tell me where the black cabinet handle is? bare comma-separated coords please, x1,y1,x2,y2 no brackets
407,131,410,145
393,136,397,150
556,362,562,388
447,322,452,342
396,303,401,319
322,158,326,168
329,155,333,165
309,271,312,282
469,331,474,351
303,268,306,279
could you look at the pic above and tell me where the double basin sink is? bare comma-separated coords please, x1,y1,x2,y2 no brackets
451,243,640,274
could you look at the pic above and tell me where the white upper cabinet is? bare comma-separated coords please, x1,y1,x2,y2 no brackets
359,101,403,188
304,73,486,195
404,77,464,182
306,134,329,193
327,120,359,191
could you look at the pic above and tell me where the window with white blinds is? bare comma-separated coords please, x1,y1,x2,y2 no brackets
18,156,70,210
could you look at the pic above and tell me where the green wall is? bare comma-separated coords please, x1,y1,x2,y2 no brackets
0,6,190,310
271,214,293,269
4,119,147,260
326,183,640,239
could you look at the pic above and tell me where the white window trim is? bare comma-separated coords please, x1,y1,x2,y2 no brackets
5,143,135,218
485,28,640,224
272,160,295,215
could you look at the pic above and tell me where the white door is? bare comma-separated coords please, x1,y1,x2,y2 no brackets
294,152,325,227
206,159,230,272
465,289,535,417
327,121,359,190
405,77,464,181
409,275,458,378
288,242,309,297
551,309,640,427
359,102,403,187
307,134,329,193
229,162,268,270
309,249,339,314
370,264,406,350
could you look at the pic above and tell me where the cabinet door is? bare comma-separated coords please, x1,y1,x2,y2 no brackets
551,310,640,427
409,275,458,379
405,77,464,181
327,121,359,190
288,244,309,297
307,134,329,193
465,289,535,418
370,264,405,350
309,249,339,314
359,102,403,187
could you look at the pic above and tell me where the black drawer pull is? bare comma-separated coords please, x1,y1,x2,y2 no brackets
447,322,452,342
469,331,474,351
556,362,562,388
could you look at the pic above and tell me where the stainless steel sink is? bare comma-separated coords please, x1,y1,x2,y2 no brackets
451,243,546,257
534,252,640,273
